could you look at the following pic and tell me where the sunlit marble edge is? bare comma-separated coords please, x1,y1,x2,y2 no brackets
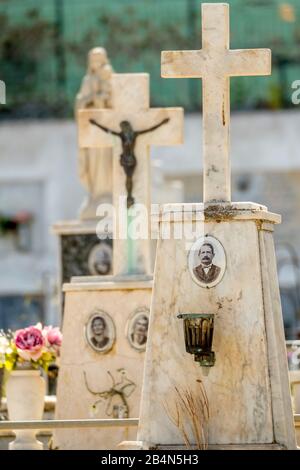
63,274,153,292
52,219,112,235
153,202,281,224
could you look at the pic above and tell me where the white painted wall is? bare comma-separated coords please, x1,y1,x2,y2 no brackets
152,110,300,175
0,121,84,325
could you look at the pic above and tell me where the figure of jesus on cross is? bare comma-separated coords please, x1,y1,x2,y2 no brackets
78,73,183,275
89,118,169,208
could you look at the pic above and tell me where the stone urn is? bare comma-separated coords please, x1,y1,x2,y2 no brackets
6,369,46,450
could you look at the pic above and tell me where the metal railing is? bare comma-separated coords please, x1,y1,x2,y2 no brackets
0,418,139,430
0,415,298,430
0,416,297,450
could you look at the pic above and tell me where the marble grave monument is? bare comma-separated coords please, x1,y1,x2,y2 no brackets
122,3,296,450
54,73,183,449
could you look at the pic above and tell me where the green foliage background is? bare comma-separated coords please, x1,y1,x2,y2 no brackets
0,0,299,118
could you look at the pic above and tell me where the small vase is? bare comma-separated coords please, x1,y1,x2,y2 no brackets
6,369,46,450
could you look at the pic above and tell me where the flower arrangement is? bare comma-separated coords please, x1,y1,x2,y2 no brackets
0,211,32,235
0,324,62,372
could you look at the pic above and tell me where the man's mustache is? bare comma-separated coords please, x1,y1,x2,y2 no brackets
202,256,211,260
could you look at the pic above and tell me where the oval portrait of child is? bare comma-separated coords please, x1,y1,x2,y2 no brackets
85,310,115,353
126,308,150,352
188,235,226,288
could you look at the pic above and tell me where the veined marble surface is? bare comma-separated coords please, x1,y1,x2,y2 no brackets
137,214,296,448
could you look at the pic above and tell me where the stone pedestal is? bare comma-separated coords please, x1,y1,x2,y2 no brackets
135,202,296,450
54,275,152,450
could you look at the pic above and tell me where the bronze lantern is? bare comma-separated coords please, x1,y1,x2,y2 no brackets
177,313,215,367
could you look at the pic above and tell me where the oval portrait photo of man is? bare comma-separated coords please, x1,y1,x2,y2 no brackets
188,236,226,288
85,311,115,353
126,308,149,352
88,243,112,276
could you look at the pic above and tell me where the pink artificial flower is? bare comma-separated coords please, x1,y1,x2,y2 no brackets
43,326,62,353
14,326,45,361
14,211,32,224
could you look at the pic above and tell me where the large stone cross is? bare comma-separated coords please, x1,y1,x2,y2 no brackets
161,2,271,203
78,73,183,276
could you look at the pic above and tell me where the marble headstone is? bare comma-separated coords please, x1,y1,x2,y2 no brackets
124,3,296,450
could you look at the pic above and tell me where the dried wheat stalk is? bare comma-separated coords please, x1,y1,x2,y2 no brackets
164,379,209,450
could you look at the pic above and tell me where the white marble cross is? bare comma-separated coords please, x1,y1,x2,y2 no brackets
161,2,271,203
78,73,183,276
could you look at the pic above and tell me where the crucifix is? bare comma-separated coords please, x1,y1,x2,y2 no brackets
89,117,170,209
161,2,271,203
78,73,183,276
